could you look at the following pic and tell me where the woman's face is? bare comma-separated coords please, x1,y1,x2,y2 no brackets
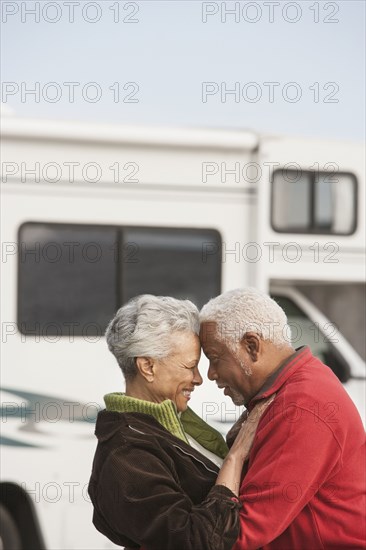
152,332,202,412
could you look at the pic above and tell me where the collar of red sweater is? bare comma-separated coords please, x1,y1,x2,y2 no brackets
246,345,311,411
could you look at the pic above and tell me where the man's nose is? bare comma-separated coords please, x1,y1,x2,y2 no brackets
192,366,203,386
207,364,217,381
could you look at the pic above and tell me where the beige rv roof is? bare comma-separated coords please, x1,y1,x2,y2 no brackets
2,117,259,151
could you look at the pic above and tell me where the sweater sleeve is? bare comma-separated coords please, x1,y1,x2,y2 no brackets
232,403,342,550
96,443,241,550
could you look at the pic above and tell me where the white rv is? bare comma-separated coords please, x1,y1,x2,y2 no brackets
1,117,365,550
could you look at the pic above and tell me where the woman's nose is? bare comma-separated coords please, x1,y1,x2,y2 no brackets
192,366,203,386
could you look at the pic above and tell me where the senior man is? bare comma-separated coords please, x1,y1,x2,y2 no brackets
200,288,365,550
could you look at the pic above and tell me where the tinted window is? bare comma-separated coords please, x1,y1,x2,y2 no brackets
272,170,357,235
272,172,311,230
18,223,222,335
123,227,221,308
18,223,118,336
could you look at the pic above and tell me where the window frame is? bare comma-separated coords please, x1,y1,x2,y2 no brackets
271,169,358,235
17,221,222,336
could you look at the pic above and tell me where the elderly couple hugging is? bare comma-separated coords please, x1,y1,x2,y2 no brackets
88,288,365,550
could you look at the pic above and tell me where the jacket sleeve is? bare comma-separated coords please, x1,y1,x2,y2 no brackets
232,401,342,550
96,443,241,550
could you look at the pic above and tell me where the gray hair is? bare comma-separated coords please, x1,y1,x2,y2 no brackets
200,287,291,349
106,295,200,380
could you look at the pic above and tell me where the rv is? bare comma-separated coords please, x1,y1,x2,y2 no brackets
1,117,365,549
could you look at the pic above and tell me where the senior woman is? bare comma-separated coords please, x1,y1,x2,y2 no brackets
88,295,271,550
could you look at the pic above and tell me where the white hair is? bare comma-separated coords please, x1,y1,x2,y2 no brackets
200,287,291,349
105,295,200,380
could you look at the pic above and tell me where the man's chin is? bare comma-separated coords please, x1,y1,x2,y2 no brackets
226,388,245,406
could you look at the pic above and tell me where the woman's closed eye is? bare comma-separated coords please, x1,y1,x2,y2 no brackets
177,361,198,370
186,362,199,370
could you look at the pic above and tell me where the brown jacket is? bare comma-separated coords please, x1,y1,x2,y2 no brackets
88,410,241,550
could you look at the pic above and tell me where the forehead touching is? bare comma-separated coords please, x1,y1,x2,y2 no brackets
199,322,227,352
170,331,201,361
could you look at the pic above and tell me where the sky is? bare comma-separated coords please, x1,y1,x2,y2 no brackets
1,0,365,140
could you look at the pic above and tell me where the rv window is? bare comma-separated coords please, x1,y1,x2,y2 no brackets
272,172,312,231
18,223,119,337
18,223,222,336
122,227,221,308
272,295,351,383
271,170,357,235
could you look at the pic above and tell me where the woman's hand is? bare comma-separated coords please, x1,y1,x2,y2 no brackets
228,394,276,462
215,394,275,496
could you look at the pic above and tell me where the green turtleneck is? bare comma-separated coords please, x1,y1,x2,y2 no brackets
104,392,229,459
104,392,188,443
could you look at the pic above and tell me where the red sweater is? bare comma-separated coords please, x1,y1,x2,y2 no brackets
233,346,366,550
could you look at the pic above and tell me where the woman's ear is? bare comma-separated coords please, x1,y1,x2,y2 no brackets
241,332,261,362
135,357,155,382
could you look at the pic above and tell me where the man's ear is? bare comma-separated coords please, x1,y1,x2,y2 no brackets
241,332,261,361
135,357,155,382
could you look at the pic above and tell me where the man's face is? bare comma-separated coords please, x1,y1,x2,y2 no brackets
200,322,253,406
